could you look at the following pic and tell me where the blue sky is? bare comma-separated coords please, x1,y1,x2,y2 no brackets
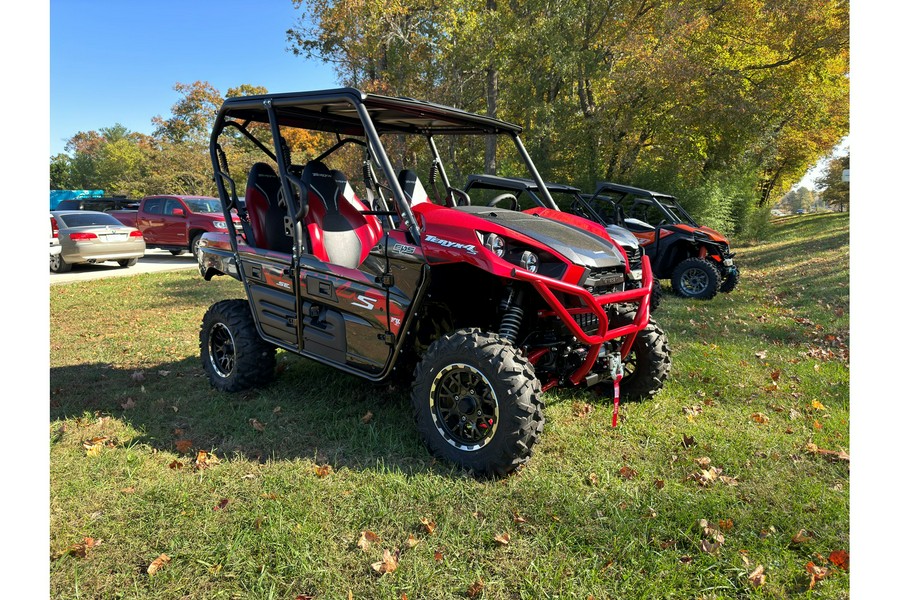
50,0,339,156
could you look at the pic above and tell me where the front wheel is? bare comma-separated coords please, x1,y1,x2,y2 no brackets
671,257,722,300
118,258,138,268
411,329,544,477
199,299,276,392
719,265,740,293
650,278,662,312
191,233,203,257
605,308,672,400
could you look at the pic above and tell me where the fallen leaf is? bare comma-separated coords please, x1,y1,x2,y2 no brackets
829,550,849,571
619,466,637,480
699,519,725,543
168,460,183,469
213,498,229,511
755,350,767,360
751,413,770,424
371,549,398,574
654,479,665,490
357,530,379,551
55,537,101,559
718,519,734,531
174,439,193,453
748,564,766,588
493,532,510,546
806,562,831,589
587,472,599,486
405,534,420,548
719,475,739,486
420,517,436,535
682,405,703,417
120,486,135,494
272,406,282,414
131,370,145,383
121,397,136,410
810,400,826,411
147,553,170,576
195,451,220,469
513,512,527,524
466,578,484,598
695,456,711,468
313,464,332,477
679,555,693,564
249,418,265,432
701,539,722,554
361,411,374,424
434,550,443,561
573,402,594,417
681,435,696,448
791,529,812,544
261,492,278,500
770,370,781,382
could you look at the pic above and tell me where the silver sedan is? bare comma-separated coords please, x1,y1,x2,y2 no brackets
50,211,146,273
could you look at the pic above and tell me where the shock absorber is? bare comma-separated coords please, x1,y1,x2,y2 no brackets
499,287,525,343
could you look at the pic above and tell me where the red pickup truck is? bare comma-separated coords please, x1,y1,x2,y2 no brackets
110,195,241,256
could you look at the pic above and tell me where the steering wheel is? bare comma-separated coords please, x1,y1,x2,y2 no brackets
487,193,519,211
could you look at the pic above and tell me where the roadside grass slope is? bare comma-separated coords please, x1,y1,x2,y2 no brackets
50,213,849,599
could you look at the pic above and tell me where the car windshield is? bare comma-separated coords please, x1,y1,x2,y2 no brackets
184,198,222,213
659,200,693,224
57,213,124,228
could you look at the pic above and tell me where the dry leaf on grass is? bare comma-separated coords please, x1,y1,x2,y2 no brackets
750,412,770,424
120,486,135,494
619,466,637,480
174,439,193,453
810,400,826,411
357,530,379,551
121,397,136,410
195,451,220,469
791,529,812,544
371,549,398,574
513,512,527,524
587,472,599,486
405,534,420,548
131,370,145,383
806,562,831,589
361,411,374,424
249,418,265,432
829,550,849,571
695,456,711,468
805,443,849,462
420,517,436,535
168,460,183,469
147,553,170,576
748,564,766,588
54,537,101,559
313,464,332,477
466,578,484,598
493,533,510,546
213,498,229,511
434,550,444,561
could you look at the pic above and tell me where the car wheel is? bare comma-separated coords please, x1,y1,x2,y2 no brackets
191,234,202,257
671,257,722,300
719,265,740,293
50,253,71,273
170,249,185,256
118,258,138,268
200,300,277,392
411,328,544,477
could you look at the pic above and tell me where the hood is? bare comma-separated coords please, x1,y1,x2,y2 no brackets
454,206,624,269
603,224,640,250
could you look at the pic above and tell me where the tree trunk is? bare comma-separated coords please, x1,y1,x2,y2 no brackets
484,0,498,175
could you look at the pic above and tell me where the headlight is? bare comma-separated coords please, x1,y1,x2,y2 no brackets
213,221,228,229
484,233,506,257
520,250,539,273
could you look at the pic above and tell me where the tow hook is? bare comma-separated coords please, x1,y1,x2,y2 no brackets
609,353,624,427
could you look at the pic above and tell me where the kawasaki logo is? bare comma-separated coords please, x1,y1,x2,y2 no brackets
424,234,477,255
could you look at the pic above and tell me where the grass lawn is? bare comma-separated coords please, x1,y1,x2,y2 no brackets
49,213,849,599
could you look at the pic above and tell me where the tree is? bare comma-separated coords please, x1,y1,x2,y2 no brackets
152,81,223,144
816,152,849,211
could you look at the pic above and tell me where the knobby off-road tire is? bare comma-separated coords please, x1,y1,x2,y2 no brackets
650,278,663,312
50,253,71,273
719,264,740,293
411,329,544,477
199,299,276,392
606,307,672,400
671,257,722,300
118,258,138,268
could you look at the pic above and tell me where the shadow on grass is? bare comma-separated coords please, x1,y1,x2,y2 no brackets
49,353,465,478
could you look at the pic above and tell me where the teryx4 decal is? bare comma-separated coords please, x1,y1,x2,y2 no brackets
424,234,478,255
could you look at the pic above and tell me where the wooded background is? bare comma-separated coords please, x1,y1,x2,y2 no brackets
50,0,848,235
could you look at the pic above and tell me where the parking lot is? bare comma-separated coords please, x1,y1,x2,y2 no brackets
49,249,199,284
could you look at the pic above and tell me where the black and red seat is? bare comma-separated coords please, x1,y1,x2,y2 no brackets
244,162,293,253
301,161,382,268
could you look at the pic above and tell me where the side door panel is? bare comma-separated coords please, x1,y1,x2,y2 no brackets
240,250,300,349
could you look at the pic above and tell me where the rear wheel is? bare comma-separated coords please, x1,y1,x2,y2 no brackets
603,308,672,400
671,257,721,300
411,329,544,477
118,258,138,268
200,300,276,392
719,265,740,293
170,249,185,256
50,253,71,273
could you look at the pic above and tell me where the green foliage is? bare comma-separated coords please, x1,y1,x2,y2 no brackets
816,152,850,212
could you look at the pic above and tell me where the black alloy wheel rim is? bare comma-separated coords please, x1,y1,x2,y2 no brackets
680,267,710,295
208,322,236,378
430,364,499,450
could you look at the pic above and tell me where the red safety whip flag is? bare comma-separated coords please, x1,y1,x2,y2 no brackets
612,373,622,427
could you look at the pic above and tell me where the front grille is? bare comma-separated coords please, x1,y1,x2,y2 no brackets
582,267,625,293
624,246,642,272
574,312,600,335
